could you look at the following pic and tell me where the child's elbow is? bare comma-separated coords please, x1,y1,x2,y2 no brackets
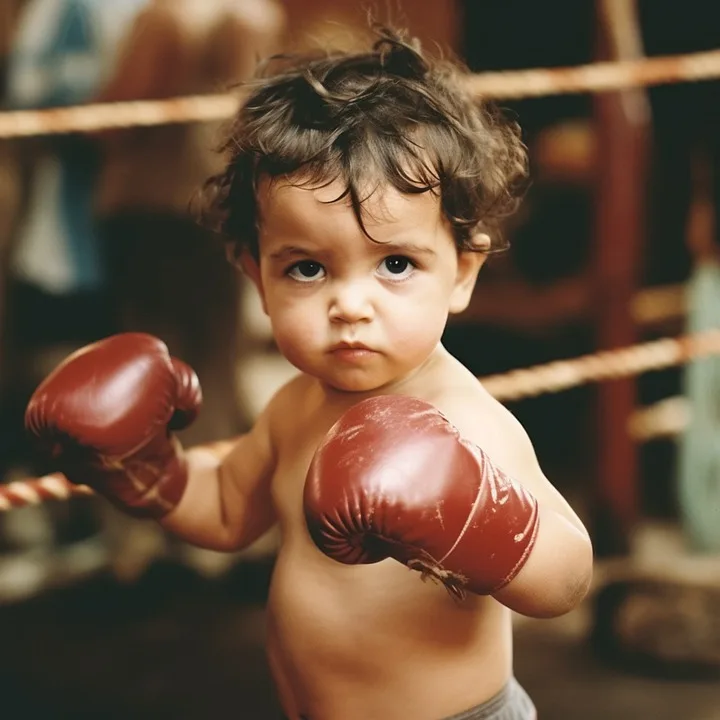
498,531,594,619
532,537,594,618
546,562,593,618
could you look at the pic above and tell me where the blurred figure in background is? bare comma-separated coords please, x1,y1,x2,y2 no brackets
637,1,720,528
0,0,149,600
93,0,286,578
95,0,286,448
0,0,286,591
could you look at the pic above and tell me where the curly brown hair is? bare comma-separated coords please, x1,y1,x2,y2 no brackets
200,26,527,261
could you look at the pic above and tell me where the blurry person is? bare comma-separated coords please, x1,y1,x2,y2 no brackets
93,0,286,579
0,0,148,600
95,0,286,447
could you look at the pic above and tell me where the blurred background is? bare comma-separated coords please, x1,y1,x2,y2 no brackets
0,0,719,717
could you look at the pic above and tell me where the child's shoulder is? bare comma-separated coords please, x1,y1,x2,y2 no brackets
422,362,533,468
262,371,319,433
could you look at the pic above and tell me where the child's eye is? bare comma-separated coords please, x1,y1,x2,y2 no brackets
287,261,325,282
377,255,415,279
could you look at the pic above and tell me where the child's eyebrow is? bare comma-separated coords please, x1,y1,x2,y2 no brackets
268,245,319,261
374,241,437,257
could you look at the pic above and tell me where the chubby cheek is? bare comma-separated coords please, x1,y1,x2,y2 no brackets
385,296,447,360
266,297,324,367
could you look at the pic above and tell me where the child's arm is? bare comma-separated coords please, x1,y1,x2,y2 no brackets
160,411,277,552
304,394,593,619
476,416,593,618
442,390,593,618
25,333,277,553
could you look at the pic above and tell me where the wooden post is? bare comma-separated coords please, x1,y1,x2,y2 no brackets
591,0,650,555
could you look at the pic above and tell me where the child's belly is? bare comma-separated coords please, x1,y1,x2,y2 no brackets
265,537,514,720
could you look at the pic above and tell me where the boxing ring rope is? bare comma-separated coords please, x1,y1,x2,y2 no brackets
1,49,720,138
479,330,720,401
1,328,718,513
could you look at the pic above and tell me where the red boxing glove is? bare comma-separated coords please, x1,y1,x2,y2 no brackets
25,333,202,519
304,396,540,598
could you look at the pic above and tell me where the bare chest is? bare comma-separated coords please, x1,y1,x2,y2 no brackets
269,409,339,534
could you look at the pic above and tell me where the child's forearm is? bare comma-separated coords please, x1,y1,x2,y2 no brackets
159,445,227,547
160,440,276,553
160,444,245,551
493,504,593,618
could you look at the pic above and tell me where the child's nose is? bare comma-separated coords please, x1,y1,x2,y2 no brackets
328,280,374,324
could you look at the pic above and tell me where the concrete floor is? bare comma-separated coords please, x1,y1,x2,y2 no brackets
0,554,718,720
516,609,720,720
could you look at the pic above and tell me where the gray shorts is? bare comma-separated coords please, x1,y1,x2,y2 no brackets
442,678,537,720
293,678,536,720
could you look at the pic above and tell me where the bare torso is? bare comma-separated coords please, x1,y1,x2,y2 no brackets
263,350,515,720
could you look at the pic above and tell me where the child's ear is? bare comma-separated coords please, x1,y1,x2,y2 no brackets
238,249,268,315
449,233,490,314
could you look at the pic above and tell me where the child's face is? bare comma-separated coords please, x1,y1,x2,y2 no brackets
245,176,484,393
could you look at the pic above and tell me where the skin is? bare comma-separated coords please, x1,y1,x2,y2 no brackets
160,176,593,720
